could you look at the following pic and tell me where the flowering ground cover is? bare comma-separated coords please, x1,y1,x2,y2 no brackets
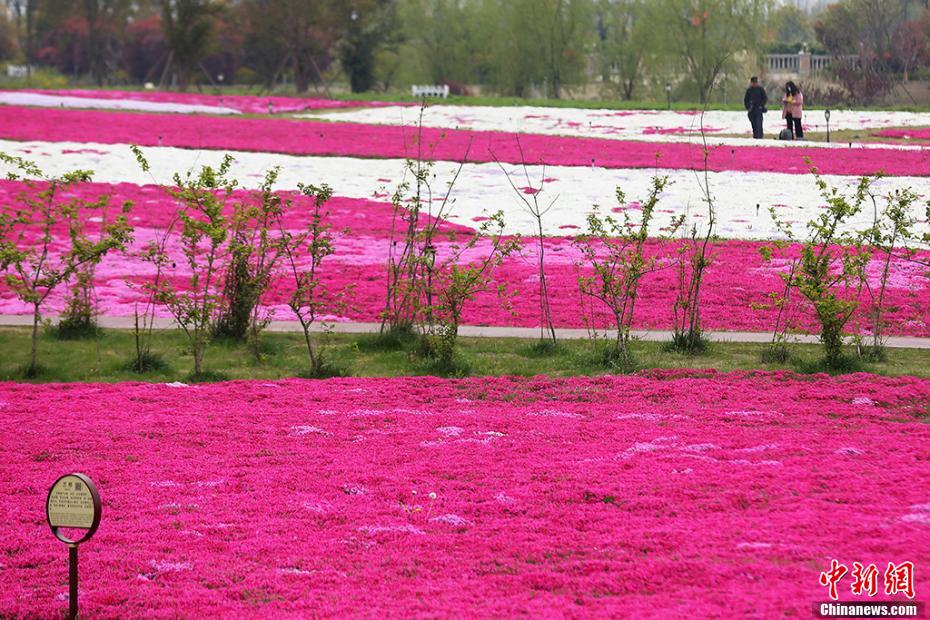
309,104,930,143
1,372,928,617
876,127,930,140
0,180,927,336
3,140,929,244
2,105,929,178
7,89,390,115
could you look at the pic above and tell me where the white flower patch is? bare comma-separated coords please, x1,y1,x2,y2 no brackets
0,91,239,115
357,524,425,536
835,447,865,456
289,425,330,436
430,514,473,527
720,410,782,418
528,409,583,419
900,502,930,524
2,139,929,242
305,104,930,148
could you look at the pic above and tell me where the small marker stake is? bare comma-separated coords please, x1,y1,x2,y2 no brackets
46,473,101,620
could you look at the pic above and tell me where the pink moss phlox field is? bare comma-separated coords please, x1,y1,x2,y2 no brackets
2,105,928,177
21,89,393,114
875,127,930,142
1,372,929,617
0,180,928,335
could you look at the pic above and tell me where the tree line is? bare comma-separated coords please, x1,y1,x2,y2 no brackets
1,0,929,102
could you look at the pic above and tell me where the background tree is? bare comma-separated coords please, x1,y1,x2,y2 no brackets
766,4,814,51
81,0,132,85
893,16,930,81
656,0,770,104
594,0,654,100
123,11,167,83
526,0,591,99
158,0,220,90
334,0,398,93
242,0,333,93
398,0,484,88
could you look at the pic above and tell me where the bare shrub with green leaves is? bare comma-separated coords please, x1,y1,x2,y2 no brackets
214,167,288,356
573,174,677,369
769,166,872,368
754,241,802,363
280,183,350,378
57,263,99,339
859,183,919,358
495,140,558,345
129,214,177,373
0,153,133,375
670,131,716,354
381,104,469,340
135,149,237,378
422,211,520,369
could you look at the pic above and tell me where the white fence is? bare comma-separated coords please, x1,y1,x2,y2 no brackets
5,65,32,78
411,84,450,99
765,53,857,77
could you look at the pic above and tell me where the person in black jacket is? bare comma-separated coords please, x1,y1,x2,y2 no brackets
744,76,767,139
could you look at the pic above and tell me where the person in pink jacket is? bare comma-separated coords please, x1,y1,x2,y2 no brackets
782,81,804,139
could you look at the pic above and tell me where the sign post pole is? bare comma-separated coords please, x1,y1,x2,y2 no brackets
69,545,78,620
46,473,101,620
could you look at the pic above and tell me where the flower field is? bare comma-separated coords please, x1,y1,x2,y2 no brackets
304,103,930,145
1,371,929,617
0,177,928,335
0,89,392,115
3,105,930,177
0,93,928,336
2,89,930,618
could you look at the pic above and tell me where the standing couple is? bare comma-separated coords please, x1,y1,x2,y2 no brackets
743,77,804,140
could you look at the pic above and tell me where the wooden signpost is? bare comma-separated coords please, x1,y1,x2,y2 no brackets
46,473,101,620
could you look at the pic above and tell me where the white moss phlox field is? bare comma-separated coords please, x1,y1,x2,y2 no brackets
2,139,927,242
305,105,930,148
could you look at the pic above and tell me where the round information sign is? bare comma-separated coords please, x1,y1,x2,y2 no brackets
46,473,101,545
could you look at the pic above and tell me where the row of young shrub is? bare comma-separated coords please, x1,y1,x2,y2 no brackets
1,139,928,379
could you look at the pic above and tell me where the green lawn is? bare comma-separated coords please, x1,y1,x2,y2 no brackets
1,326,927,383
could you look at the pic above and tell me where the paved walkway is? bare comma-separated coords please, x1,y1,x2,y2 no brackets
3,314,930,349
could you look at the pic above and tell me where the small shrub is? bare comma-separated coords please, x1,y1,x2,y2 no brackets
18,362,47,379
185,369,230,383
859,344,887,363
54,317,101,340
526,339,564,357
665,330,709,355
593,341,637,373
760,342,791,364
414,347,471,377
357,325,418,352
122,351,169,374
796,354,863,375
297,356,350,380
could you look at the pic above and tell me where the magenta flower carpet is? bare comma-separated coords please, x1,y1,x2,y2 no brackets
3,105,929,177
1,179,927,335
1,371,928,617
